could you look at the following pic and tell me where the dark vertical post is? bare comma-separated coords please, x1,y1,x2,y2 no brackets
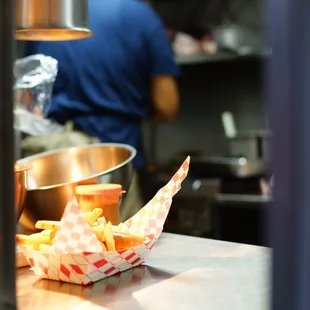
0,0,17,309
267,0,310,309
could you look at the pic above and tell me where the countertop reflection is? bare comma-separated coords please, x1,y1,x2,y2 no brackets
17,233,270,310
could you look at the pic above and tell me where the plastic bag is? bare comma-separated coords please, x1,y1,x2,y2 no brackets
13,54,64,135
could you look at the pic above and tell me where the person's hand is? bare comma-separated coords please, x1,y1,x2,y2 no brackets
165,28,177,42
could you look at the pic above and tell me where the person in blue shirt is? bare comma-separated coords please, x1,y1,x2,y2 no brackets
24,0,180,220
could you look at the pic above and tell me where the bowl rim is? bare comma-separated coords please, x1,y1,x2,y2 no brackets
14,163,32,172
16,143,137,191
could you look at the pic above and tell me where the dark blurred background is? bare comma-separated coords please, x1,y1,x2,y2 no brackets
142,0,268,246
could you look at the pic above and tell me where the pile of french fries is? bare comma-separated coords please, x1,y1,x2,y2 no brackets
16,208,145,253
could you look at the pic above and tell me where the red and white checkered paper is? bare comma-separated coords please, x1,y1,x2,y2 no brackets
22,156,190,285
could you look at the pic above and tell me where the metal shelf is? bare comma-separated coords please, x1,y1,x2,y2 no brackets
175,51,238,65
175,50,270,65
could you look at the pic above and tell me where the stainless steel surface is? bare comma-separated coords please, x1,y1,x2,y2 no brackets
217,193,271,204
14,164,31,223
15,0,93,41
213,24,262,55
16,233,270,310
228,130,271,160
17,143,136,230
221,111,271,160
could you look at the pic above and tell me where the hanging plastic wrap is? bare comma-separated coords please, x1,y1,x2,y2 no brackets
14,54,64,135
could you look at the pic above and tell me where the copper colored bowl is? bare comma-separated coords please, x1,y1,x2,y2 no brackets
14,164,31,222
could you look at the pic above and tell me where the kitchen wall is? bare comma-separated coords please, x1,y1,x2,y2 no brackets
144,58,266,163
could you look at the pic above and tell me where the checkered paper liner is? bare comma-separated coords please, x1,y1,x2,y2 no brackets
22,156,190,285
16,246,29,268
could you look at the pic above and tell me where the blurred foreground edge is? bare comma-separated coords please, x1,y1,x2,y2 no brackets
267,0,310,310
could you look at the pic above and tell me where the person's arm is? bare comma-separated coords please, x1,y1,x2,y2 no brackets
144,7,181,122
151,75,179,122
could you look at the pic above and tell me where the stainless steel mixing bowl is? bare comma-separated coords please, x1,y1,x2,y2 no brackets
14,164,31,222
17,143,136,230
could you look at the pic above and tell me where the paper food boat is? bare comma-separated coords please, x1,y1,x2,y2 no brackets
16,246,29,268
22,157,190,285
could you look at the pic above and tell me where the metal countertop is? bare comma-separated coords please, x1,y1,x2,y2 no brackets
17,233,270,310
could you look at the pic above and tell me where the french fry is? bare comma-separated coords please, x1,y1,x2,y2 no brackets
97,216,106,226
40,229,56,239
40,229,52,236
35,220,60,230
99,224,105,242
100,242,107,252
103,222,116,251
92,225,105,242
21,209,146,254
22,244,34,250
36,229,56,245
83,209,104,226
33,244,40,251
16,233,50,245
39,244,52,253
83,212,93,226
15,234,33,245
90,208,103,223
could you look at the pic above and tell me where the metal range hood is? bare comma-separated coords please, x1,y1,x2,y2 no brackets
15,0,93,41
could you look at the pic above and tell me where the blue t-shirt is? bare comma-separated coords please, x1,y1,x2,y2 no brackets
24,0,180,170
